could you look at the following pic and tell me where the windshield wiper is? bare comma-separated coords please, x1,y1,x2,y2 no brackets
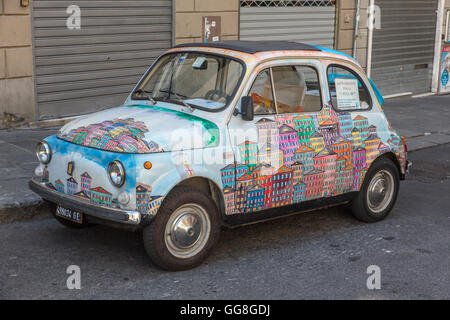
173,97,195,112
132,89,156,104
157,88,190,100
156,89,195,112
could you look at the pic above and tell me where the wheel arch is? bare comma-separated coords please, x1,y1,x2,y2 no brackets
371,152,402,176
176,176,226,218
363,152,402,188
157,175,226,223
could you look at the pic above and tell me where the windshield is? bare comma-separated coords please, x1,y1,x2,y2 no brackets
132,52,244,111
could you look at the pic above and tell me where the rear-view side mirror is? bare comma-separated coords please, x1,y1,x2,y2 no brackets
241,96,254,121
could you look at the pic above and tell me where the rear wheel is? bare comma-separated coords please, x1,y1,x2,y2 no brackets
143,186,221,271
351,158,400,223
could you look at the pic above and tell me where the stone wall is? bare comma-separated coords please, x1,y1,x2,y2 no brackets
0,0,35,123
444,0,450,40
1,0,445,124
337,0,369,69
176,0,368,66
175,0,239,44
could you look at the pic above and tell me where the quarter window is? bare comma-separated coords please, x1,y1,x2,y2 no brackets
327,65,372,111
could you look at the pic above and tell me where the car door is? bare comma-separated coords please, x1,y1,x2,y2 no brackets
322,60,393,194
226,59,328,215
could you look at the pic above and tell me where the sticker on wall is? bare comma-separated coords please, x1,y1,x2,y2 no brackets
202,16,221,43
440,45,450,93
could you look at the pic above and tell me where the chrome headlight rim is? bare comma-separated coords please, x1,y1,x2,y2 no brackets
36,141,52,164
108,160,126,187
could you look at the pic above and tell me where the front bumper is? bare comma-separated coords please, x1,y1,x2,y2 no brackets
29,179,141,225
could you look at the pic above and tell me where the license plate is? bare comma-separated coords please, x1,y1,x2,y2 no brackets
56,205,83,224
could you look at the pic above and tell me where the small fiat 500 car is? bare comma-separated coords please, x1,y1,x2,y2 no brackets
30,41,410,271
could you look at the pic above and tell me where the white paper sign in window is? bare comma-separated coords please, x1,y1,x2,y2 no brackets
335,78,360,110
192,57,206,69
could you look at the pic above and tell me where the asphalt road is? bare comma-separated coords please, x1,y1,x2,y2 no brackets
1,144,449,300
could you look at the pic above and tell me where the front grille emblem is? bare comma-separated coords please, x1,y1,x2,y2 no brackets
67,161,75,176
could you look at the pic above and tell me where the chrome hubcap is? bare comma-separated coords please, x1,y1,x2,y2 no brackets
367,170,394,213
165,204,211,259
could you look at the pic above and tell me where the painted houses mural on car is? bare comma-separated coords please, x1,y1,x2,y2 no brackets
42,161,164,216
48,106,223,217
58,117,162,154
41,116,167,217
220,105,401,215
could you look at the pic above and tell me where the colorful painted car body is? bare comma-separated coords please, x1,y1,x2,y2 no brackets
29,41,409,270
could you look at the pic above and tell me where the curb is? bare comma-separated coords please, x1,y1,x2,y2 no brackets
404,132,450,153
408,142,450,153
0,200,52,224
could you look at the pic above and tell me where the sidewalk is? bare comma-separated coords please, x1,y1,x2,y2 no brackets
0,128,58,223
0,94,449,223
382,95,450,151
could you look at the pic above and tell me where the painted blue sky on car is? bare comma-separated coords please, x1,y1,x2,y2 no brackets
45,135,136,196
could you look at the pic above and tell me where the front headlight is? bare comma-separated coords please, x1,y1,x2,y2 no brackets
36,141,52,164
108,160,126,187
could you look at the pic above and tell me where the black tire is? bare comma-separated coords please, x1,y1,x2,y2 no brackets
351,158,400,223
46,200,94,229
143,186,221,271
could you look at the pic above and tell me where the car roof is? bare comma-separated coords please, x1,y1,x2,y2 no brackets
174,40,321,54
173,40,358,64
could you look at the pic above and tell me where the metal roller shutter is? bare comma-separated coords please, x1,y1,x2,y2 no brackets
31,0,173,120
371,0,439,96
239,0,336,48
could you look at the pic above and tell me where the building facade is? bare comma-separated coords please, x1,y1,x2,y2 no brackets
1,0,449,125
276,124,300,167
271,166,293,208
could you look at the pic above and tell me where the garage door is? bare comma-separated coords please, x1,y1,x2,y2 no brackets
239,0,336,48
31,0,173,120
371,0,438,96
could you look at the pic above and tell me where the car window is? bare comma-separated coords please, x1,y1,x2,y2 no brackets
272,65,322,114
144,54,220,99
327,65,372,111
176,56,220,98
249,69,276,115
225,61,243,96
136,52,245,111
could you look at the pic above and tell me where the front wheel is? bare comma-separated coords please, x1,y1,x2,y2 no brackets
143,186,221,271
351,158,400,223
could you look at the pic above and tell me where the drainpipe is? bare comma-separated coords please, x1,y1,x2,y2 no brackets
366,0,375,77
431,0,445,93
352,0,361,58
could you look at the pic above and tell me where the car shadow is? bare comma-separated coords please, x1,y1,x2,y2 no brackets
47,204,361,273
